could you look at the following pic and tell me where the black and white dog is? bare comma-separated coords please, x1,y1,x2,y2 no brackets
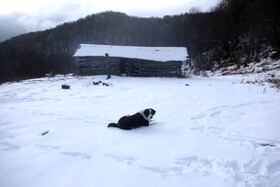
108,108,156,130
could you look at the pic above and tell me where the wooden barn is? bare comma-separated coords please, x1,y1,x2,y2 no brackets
73,44,188,77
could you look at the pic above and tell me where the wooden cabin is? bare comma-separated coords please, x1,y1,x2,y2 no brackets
73,44,188,77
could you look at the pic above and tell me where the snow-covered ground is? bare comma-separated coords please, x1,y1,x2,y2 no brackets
0,74,280,187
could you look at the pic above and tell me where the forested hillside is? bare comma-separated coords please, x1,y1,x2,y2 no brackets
0,0,279,83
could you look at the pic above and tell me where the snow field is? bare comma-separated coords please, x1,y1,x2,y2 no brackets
0,74,280,187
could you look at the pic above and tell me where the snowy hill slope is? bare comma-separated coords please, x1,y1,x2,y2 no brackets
0,74,280,187
208,53,280,89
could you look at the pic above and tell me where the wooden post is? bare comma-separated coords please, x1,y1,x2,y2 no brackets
157,61,160,77
138,60,141,76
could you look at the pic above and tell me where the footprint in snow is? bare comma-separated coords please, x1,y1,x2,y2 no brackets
35,144,92,160
35,144,60,151
0,141,20,151
243,158,265,174
104,154,139,165
141,166,184,176
60,152,92,160
267,159,280,174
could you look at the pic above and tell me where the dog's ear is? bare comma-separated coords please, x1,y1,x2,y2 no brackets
144,109,150,117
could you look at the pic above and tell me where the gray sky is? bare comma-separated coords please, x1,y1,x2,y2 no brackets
0,0,220,42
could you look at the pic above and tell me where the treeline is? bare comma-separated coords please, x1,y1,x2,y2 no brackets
187,0,280,69
0,0,279,83
0,12,187,82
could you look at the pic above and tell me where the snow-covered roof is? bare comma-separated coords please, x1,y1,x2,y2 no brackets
73,44,188,62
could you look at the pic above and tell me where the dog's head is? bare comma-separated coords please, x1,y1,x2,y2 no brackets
143,108,156,121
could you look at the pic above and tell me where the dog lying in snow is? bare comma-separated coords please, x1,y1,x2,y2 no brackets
108,108,156,130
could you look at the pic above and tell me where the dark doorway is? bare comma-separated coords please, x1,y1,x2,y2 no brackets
119,58,127,75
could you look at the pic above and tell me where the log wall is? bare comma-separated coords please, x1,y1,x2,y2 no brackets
77,57,183,77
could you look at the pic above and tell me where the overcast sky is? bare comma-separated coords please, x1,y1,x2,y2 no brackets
0,0,220,42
